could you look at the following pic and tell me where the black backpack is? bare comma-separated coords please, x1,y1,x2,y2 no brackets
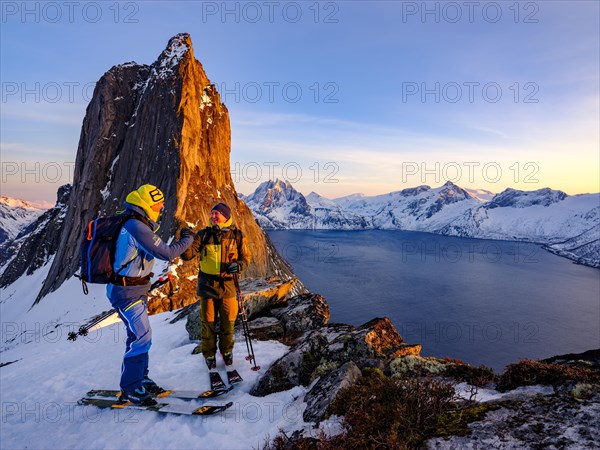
79,212,149,294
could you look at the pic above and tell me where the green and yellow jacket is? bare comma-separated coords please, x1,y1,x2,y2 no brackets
181,218,251,298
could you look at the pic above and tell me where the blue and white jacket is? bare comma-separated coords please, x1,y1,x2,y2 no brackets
107,203,193,308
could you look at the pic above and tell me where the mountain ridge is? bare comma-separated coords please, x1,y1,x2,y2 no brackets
244,179,600,267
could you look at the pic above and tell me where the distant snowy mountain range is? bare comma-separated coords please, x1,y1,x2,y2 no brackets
242,179,600,268
2,181,598,268
0,196,45,244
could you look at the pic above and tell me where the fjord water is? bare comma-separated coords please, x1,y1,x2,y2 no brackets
268,230,600,372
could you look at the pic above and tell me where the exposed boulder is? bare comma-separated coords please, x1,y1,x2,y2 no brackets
426,388,600,449
269,293,330,334
303,361,362,423
247,317,285,341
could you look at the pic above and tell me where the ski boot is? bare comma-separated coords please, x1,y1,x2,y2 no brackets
205,355,216,370
222,352,233,366
119,386,157,406
142,376,165,395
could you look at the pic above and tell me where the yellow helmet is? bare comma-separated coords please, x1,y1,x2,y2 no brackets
126,184,165,222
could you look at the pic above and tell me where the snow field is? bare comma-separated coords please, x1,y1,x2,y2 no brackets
0,273,326,449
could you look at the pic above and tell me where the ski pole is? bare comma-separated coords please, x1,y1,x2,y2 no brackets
229,255,259,371
68,273,174,341
67,309,116,341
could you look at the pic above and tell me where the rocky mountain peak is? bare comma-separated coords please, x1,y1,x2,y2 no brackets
155,33,191,78
1,34,295,308
488,187,568,209
246,179,305,210
438,180,473,200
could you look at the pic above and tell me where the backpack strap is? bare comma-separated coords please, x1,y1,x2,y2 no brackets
198,226,215,253
113,212,152,276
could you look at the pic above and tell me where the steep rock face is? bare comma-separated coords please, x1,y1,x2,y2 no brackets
8,33,294,307
0,186,71,287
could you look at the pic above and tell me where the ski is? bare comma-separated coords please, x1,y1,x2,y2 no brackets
78,397,233,416
226,369,243,385
209,370,227,391
86,385,234,400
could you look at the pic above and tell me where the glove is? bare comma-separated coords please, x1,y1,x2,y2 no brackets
226,262,241,274
180,227,194,239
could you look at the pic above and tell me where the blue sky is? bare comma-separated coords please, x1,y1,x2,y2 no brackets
1,1,599,205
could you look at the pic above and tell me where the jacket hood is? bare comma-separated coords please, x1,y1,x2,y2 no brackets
125,203,160,231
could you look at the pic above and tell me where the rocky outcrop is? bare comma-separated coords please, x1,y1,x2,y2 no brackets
422,349,600,449
4,33,297,307
427,387,599,449
251,317,421,397
0,185,71,287
269,293,330,334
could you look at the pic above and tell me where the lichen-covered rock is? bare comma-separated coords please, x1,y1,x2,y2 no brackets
389,355,450,377
426,390,600,449
303,361,362,423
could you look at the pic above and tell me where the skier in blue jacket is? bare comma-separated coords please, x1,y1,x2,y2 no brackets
108,184,194,405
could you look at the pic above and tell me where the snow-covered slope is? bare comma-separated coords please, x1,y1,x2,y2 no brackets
0,264,332,449
0,196,46,244
442,190,599,243
243,181,600,266
337,182,479,231
545,226,600,268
